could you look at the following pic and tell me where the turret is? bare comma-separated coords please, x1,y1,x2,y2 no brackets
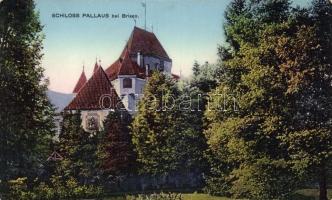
73,66,87,94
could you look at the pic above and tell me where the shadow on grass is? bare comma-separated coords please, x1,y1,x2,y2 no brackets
292,189,332,200
290,193,315,200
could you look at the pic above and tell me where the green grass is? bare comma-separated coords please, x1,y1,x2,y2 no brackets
104,197,127,200
103,189,332,200
104,193,242,200
182,193,241,200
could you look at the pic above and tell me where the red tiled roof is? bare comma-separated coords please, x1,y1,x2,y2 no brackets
120,26,170,60
72,70,87,93
106,59,121,81
66,66,122,110
105,50,146,80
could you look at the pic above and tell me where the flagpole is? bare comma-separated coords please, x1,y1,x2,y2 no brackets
141,1,147,30
144,0,146,30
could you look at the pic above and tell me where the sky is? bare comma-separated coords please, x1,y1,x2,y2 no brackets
35,0,310,93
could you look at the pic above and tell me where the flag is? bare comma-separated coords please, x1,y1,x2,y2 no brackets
141,2,146,7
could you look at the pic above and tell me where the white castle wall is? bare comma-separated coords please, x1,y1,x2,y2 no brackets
111,75,146,114
135,78,146,94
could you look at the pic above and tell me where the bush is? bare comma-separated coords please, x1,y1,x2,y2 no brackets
7,177,36,200
203,174,230,197
7,176,103,200
33,182,55,200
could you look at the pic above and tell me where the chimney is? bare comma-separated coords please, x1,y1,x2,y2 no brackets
137,51,142,67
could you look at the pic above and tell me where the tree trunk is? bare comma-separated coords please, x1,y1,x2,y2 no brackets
319,166,328,200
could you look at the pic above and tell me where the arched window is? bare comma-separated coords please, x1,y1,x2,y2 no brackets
123,78,132,88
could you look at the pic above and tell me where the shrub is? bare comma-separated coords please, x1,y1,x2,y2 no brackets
7,177,36,200
6,176,103,200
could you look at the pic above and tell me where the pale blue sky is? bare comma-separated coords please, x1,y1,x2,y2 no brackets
35,0,310,93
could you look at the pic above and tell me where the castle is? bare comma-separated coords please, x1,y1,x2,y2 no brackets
64,27,179,132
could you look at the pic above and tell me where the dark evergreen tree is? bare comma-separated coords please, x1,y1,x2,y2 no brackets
97,110,136,176
192,61,200,77
57,112,98,184
131,71,181,175
190,61,220,93
176,84,209,176
186,60,225,178
223,0,247,51
132,71,208,179
0,0,55,186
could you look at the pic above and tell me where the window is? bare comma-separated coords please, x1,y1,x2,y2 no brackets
123,78,132,88
160,61,165,71
86,115,99,131
159,64,164,71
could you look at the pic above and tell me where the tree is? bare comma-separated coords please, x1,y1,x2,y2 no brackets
187,60,225,178
131,71,207,177
278,1,332,199
204,0,302,199
131,71,181,175
0,0,55,186
192,61,200,77
205,0,332,199
97,110,136,176
57,112,98,184
309,2,332,199
190,61,221,93
176,84,209,175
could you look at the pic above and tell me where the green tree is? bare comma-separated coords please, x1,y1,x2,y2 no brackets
57,112,98,184
192,61,200,77
97,111,136,176
176,84,209,175
131,71,181,175
205,0,332,199
204,0,302,199
0,0,54,186
132,71,207,177
186,61,225,177
190,61,221,93
278,1,332,199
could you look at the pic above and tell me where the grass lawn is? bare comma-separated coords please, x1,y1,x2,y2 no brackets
181,193,240,200
104,194,239,200
103,189,332,200
103,193,244,200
